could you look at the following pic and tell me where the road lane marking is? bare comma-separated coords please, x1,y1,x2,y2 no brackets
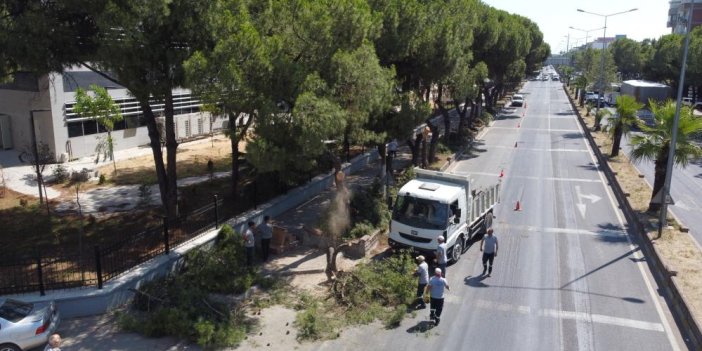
490,126,581,133
472,299,665,332
498,224,627,238
490,145,589,152
454,171,601,183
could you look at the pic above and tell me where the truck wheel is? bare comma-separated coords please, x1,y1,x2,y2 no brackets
451,237,463,263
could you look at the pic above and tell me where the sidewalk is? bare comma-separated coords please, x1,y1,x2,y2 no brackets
45,146,414,350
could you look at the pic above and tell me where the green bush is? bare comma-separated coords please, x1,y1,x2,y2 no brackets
98,174,106,185
348,221,375,239
52,164,69,183
480,111,494,124
120,225,257,348
295,302,336,340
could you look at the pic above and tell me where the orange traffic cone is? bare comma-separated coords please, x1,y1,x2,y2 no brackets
514,200,521,211
499,169,504,178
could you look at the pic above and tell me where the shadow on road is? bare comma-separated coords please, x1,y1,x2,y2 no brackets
464,275,489,288
406,320,435,334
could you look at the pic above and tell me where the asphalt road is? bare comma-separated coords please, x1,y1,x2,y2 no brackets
306,80,686,350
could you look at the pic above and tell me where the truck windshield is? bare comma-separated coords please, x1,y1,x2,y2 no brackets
392,195,448,229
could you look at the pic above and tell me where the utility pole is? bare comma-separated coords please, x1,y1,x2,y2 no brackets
658,7,694,238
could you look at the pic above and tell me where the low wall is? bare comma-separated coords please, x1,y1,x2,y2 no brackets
7,149,379,318
564,85,702,349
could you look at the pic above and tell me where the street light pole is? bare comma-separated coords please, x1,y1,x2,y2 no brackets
569,26,605,48
658,8,694,238
577,8,638,130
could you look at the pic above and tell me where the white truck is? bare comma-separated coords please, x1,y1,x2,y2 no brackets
388,168,500,263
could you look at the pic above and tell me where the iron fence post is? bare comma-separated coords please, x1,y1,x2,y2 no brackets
163,216,170,254
36,254,45,296
214,194,219,229
94,245,103,289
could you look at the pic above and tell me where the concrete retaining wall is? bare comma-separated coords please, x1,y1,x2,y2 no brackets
6,149,379,318
564,85,701,349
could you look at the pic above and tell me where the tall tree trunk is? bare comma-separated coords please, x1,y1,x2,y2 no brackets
230,112,254,200
454,98,468,142
409,133,422,167
164,91,179,219
611,125,623,157
648,149,669,212
427,119,439,164
140,101,176,221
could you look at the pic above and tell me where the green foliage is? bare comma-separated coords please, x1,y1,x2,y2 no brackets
73,85,123,165
98,174,106,185
295,251,416,340
52,164,69,183
120,225,259,347
480,111,494,124
346,178,390,239
295,302,338,341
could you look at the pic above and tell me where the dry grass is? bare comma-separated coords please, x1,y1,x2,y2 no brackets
0,188,38,210
97,135,242,185
569,88,702,320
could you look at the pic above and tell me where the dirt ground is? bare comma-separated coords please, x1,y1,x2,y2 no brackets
572,91,702,321
97,135,245,185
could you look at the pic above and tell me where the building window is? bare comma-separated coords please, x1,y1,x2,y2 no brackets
184,120,191,138
197,118,203,135
67,122,83,138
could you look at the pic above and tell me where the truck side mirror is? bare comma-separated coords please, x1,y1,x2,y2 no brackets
453,209,461,223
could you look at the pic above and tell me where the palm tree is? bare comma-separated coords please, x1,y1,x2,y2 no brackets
607,95,643,157
629,100,702,211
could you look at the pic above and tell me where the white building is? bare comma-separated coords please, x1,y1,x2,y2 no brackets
0,65,226,161
668,0,702,34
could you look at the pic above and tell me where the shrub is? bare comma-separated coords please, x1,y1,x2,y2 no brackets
98,174,106,185
480,111,494,124
52,164,69,183
70,168,91,182
120,225,258,348
295,302,336,340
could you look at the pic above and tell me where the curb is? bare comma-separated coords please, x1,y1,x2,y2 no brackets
564,86,702,349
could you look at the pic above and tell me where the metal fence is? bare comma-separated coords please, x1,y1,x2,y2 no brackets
0,196,222,296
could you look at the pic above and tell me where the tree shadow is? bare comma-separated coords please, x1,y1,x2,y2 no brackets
593,222,629,244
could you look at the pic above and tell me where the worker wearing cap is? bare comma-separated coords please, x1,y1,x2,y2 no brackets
414,255,429,309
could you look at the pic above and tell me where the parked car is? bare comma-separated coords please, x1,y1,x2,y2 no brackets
0,298,60,351
511,94,525,107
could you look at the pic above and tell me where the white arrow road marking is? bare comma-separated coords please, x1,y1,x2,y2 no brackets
472,299,665,333
575,185,602,218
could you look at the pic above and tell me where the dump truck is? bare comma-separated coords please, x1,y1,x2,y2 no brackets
388,168,500,263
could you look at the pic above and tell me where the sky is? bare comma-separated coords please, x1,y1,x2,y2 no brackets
485,0,671,54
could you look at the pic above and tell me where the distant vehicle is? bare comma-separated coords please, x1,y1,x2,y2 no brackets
0,298,60,351
621,80,671,106
511,94,525,107
541,76,549,81
682,97,693,106
552,75,560,81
